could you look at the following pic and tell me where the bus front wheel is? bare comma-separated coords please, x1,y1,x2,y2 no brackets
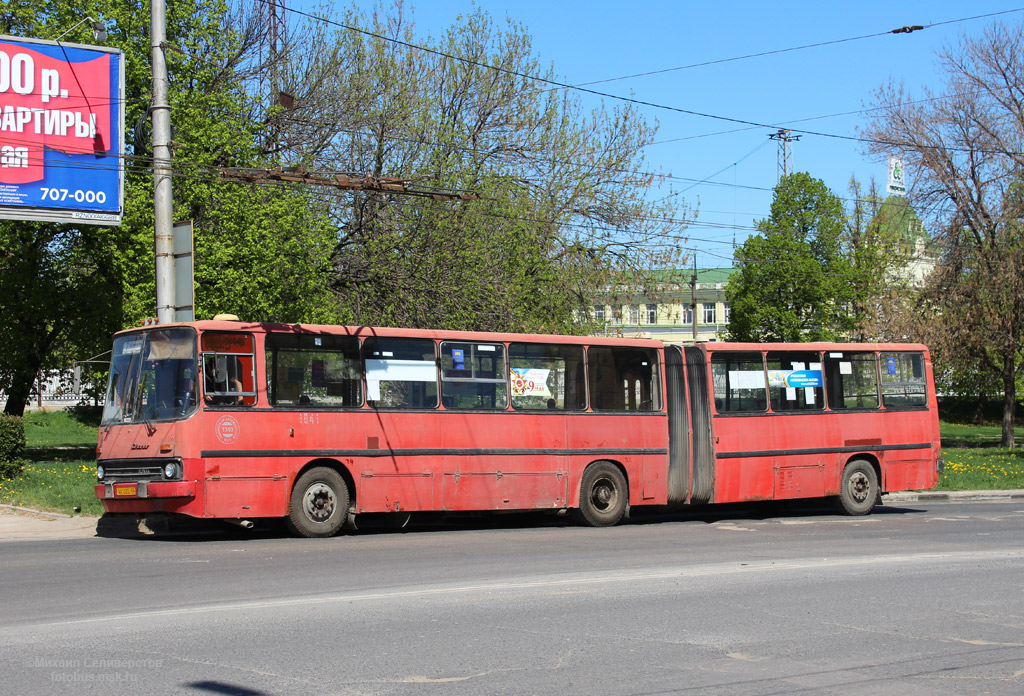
574,461,628,527
286,467,349,538
835,459,878,516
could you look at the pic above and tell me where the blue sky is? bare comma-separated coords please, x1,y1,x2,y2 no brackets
295,1,1024,268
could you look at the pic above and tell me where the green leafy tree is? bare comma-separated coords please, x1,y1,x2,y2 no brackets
863,20,1024,446
726,173,856,342
1,0,339,415
265,3,688,333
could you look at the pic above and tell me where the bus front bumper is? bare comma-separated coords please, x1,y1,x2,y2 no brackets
95,480,196,500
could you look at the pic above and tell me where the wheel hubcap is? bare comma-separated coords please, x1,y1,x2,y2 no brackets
849,471,870,502
302,483,336,522
592,478,616,511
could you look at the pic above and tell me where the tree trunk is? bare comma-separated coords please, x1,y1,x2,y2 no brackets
1002,353,1017,448
3,365,38,417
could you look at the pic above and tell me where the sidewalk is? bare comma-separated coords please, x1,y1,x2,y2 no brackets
3,491,1024,541
0,505,100,541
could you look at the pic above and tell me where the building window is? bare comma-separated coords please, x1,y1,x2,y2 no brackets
723,302,731,324
681,306,693,325
627,304,639,325
702,302,716,324
644,304,657,325
612,306,622,326
593,305,605,322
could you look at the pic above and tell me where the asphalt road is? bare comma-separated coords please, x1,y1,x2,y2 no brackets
2,499,1023,695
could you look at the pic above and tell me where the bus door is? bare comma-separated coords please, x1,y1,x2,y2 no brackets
665,346,714,506
685,346,715,504
665,346,690,505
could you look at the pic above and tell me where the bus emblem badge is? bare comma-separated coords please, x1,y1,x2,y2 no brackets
215,415,240,445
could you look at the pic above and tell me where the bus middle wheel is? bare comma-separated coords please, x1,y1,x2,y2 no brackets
574,461,628,527
286,466,349,538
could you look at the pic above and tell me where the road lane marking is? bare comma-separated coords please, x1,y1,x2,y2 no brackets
17,549,1024,630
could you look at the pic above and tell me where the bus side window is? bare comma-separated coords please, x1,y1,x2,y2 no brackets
440,342,508,410
711,352,767,413
879,352,927,409
824,352,880,410
509,343,587,410
766,351,824,411
588,346,660,411
364,338,438,409
201,332,257,406
265,333,362,408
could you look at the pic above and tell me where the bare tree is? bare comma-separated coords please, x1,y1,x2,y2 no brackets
863,21,1024,447
246,2,689,333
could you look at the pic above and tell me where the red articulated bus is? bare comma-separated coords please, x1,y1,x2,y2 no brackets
94,319,942,537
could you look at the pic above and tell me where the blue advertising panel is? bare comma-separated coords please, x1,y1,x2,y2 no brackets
0,35,124,225
768,370,824,388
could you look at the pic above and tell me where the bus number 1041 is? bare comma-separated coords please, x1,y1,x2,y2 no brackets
40,188,107,205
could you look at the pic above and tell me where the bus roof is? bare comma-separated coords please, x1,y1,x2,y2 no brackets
116,321,929,353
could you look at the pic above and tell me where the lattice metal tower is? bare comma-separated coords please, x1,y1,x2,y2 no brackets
768,129,801,182
263,0,288,98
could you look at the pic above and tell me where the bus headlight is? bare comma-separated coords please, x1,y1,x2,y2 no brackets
96,465,105,480
163,462,178,479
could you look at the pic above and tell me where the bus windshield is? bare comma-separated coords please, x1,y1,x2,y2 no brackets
101,328,198,425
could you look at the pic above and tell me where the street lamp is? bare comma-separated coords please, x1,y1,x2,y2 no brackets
55,17,108,43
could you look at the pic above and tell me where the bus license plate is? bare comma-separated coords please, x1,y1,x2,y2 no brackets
113,484,138,498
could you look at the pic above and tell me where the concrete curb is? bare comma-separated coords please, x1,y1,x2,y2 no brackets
0,503,74,519
883,489,1024,504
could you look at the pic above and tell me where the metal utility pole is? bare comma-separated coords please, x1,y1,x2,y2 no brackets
768,129,800,182
689,256,698,340
152,0,175,323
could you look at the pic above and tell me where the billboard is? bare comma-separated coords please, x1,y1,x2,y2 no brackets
0,35,124,225
887,156,906,196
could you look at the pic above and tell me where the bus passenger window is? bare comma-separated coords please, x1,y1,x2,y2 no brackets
588,346,660,411
711,352,767,413
440,342,508,409
509,343,586,410
265,333,361,408
766,351,824,411
363,338,438,409
824,352,879,410
879,352,927,409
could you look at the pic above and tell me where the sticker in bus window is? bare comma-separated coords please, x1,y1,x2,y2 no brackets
886,356,897,375
839,362,853,375
121,341,142,355
767,370,822,388
312,360,326,387
830,352,844,358
478,345,496,352
729,370,765,389
786,387,797,401
452,349,465,370
314,337,322,346
511,368,551,396
805,388,816,404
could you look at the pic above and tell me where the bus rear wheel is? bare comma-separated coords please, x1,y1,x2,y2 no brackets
574,461,628,527
835,459,878,516
286,467,349,538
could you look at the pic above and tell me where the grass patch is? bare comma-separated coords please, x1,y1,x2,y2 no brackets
936,448,1024,491
23,408,101,448
940,420,1022,444
0,410,101,515
0,460,101,516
